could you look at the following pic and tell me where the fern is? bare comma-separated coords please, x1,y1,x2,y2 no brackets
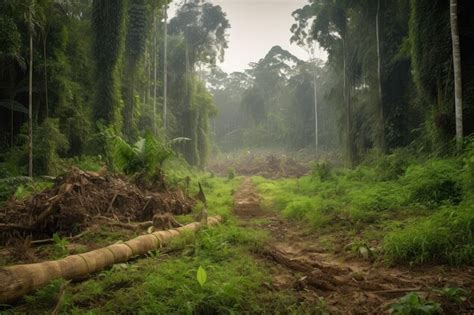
113,133,173,175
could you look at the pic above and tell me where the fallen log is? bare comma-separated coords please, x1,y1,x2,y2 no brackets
0,215,222,303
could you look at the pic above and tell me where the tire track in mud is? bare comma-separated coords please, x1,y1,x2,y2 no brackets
233,177,474,314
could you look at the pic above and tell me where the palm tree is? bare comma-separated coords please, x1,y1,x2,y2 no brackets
450,0,463,150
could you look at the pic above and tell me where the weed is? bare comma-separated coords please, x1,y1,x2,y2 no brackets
373,149,413,181
403,159,463,207
311,161,333,181
227,167,236,180
389,293,442,314
24,279,70,310
14,180,53,200
0,176,32,202
463,142,474,192
434,287,470,304
52,233,69,259
384,205,474,265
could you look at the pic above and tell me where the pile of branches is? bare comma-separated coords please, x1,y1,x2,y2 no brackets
0,168,194,242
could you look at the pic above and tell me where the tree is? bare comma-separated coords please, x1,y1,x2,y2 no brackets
28,3,34,177
122,0,148,140
92,0,126,126
290,12,323,150
168,0,229,165
293,0,354,166
163,3,168,131
450,0,463,150
375,0,385,152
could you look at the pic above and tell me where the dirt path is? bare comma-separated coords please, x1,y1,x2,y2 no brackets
233,177,474,314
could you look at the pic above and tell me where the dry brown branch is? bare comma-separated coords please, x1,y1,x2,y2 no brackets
30,230,92,245
51,280,70,315
95,216,153,230
371,287,424,294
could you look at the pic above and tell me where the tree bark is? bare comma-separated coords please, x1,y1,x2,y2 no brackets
163,4,168,131
28,10,34,178
342,36,354,168
10,99,13,147
313,62,318,150
153,10,158,136
42,27,49,119
376,0,385,152
450,0,463,150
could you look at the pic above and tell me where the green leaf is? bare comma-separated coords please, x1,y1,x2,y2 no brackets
196,266,207,287
359,246,370,260
0,100,28,114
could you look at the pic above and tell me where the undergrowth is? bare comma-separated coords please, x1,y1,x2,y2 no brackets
2,176,303,314
254,148,474,266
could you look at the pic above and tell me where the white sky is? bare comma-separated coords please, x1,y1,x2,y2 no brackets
169,0,326,73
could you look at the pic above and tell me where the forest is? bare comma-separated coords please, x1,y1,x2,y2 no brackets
0,0,473,314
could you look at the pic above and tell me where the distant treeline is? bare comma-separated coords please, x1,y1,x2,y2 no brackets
212,0,474,166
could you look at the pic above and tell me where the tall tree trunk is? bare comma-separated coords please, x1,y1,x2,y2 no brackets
163,4,168,132
342,36,354,168
10,77,14,147
42,28,49,119
28,11,34,178
10,99,13,147
143,46,147,106
147,46,151,104
376,0,385,152
153,10,157,136
313,61,318,150
450,0,463,150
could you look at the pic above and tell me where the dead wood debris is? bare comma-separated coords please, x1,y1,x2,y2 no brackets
209,155,309,178
0,167,194,243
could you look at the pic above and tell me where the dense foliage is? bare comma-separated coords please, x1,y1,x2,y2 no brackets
0,0,227,176
255,147,474,266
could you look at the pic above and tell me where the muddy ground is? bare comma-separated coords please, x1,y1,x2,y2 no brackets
234,177,474,314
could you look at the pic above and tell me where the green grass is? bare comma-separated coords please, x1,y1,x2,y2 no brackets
384,203,474,265
254,152,474,266
2,175,305,314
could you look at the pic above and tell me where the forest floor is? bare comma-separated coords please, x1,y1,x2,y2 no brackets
1,164,474,314
234,177,474,314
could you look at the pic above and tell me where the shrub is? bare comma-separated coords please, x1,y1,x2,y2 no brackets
0,176,32,202
0,119,68,177
350,183,406,212
34,119,70,175
463,142,474,192
113,133,173,175
389,293,442,315
311,161,333,181
345,165,377,182
62,156,103,172
374,149,413,181
403,160,463,207
227,167,236,180
282,196,331,229
384,205,474,265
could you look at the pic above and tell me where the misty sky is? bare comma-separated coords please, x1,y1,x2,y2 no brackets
170,0,326,74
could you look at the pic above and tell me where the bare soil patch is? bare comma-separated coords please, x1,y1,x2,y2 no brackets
233,177,474,314
209,154,309,178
